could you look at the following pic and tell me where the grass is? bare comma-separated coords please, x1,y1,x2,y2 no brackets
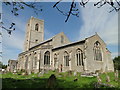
1,71,120,88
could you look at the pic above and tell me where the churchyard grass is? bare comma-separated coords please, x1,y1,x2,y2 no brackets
1,71,120,88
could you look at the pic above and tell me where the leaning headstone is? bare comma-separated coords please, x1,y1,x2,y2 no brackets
114,70,118,81
97,75,102,83
106,75,110,82
38,72,43,77
74,72,77,76
46,74,56,88
28,71,31,75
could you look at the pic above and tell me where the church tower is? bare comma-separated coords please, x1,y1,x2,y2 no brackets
24,17,44,51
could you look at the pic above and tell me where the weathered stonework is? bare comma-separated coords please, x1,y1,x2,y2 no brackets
10,17,114,73
7,60,18,72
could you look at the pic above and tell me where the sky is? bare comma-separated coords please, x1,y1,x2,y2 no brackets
1,2,119,65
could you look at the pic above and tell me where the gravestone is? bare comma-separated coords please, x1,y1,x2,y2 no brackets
106,75,110,82
13,70,17,73
46,74,56,88
22,72,26,75
97,75,102,83
74,72,77,76
44,69,48,74
38,72,42,77
38,71,44,77
68,70,72,76
41,69,44,74
114,70,118,81
28,71,31,75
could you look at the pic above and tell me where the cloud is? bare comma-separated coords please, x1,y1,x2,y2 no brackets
2,7,26,64
3,32,24,50
2,7,26,51
112,52,120,59
79,3,118,46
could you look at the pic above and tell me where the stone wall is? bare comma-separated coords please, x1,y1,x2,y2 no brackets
7,60,18,72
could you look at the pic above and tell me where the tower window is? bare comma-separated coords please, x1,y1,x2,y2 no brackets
35,23,39,31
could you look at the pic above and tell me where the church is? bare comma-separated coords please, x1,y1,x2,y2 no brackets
11,17,114,73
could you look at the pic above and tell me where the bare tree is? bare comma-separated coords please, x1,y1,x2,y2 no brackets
53,0,120,22
1,2,42,35
1,0,120,34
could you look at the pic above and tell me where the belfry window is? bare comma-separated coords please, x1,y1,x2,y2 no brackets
93,41,102,61
76,49,84,66
35,23,39,31
64,51,69,66
44,51,50,65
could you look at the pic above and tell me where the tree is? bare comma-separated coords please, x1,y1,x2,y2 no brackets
1,0,120,35
53,0,120,22
0,61,7,69
113,56,120,70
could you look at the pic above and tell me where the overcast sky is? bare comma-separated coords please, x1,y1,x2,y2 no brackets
2,2,119,65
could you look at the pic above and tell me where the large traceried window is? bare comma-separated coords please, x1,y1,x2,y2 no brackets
93,41,102,61
35,23,39,31
61,36,64,43
76,49,84,66
64,51,69,66
44,51,50,65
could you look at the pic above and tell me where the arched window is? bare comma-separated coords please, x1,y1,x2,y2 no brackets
76,49,84,66
35,23,39,31
64,51,69,66
93,41,102,61
44,51,50,65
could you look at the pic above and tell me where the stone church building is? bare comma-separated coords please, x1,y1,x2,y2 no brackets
15,17,114,73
